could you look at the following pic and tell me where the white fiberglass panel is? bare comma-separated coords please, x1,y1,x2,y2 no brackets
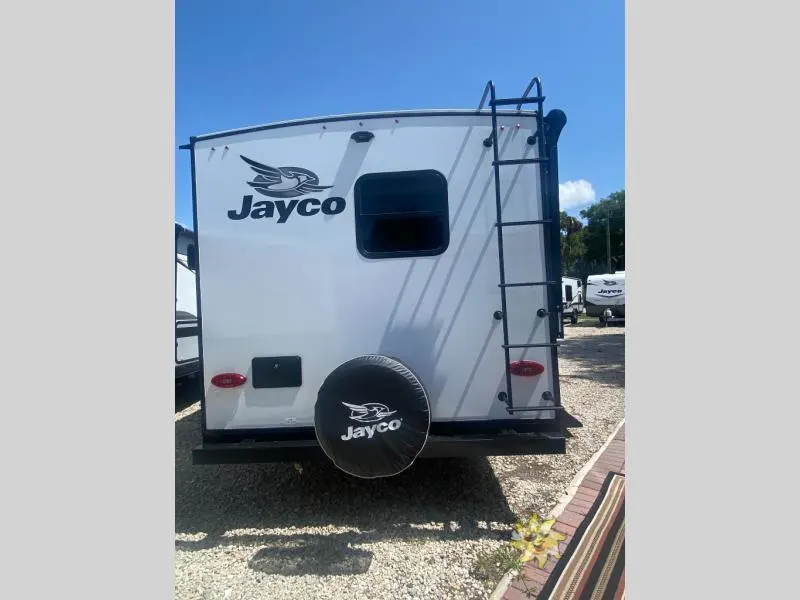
192,113,557,430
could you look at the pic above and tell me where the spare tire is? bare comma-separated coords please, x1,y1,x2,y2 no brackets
314,355,430,478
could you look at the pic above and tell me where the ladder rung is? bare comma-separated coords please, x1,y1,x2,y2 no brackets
506,406,564,413
503,343,560,349
490,96,545,107
496,219,552,227
500,281,559,288
493,158,548,166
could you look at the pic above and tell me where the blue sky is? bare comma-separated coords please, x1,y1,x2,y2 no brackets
176,0,623,226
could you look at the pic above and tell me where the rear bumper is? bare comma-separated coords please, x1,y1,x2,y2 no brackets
192,430,566,465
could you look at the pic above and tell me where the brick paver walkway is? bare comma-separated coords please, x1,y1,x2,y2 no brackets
502,424,626,600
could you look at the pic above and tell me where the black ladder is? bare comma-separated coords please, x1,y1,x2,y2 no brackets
478,77,566,415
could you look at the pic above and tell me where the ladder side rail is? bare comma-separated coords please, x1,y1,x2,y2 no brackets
488,81,515,410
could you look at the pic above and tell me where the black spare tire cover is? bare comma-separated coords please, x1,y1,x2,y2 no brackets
314,355,431,478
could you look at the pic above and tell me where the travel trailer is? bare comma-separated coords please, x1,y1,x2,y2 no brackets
181,77,576,478
561,276,584,324
585,271,625,324
175,223,200,380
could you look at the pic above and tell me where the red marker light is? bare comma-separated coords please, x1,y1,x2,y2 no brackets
211,373,247,388
509,361,545,377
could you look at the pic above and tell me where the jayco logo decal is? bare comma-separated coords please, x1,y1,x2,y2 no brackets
241,155,332,198
340,401,402,441
228,155,346,222
589,280,624,297
342,402,397,423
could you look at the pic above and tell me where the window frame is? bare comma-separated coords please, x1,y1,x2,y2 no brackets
353,169,450,260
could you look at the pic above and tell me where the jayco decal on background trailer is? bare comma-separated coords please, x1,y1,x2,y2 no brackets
596,287,623,296
596,280,624,297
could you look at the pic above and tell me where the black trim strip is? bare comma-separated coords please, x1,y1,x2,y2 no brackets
176,359,201,379
497,219,552,227
186,110,539,145
490,95,546,107
188,137,208,437
175,325,199,339
499,281,559,288
493,157,547,166
543,110,567,430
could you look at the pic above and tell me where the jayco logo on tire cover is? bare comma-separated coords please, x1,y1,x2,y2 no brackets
227,155,346,222
340,401,402,441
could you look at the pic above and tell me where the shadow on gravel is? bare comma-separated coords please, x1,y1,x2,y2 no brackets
248,537,373,576
175,407,516,563
557,330,625,388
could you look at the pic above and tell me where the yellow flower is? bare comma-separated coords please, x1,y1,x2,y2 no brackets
539,518,556,535
511,514,567,568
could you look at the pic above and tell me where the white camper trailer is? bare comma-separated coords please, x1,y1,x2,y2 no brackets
561,276,584,324
175,223,200,380
585,271,625,324
183,78,574,478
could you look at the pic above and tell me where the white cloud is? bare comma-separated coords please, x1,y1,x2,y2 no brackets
559,180,596,210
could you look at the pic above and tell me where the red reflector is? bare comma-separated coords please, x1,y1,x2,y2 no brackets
210,373,247,388
509,360,545,377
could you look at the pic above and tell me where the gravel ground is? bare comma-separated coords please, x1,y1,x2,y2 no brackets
175,323,625,600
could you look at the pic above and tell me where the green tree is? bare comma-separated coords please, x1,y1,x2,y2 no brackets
560,211,585,275
560,212,583,236
559,190,625,282
577,190,625,277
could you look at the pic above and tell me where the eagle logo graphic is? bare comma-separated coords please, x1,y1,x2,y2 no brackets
341,402,397,423
602,280,619,286
240,155,332,199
